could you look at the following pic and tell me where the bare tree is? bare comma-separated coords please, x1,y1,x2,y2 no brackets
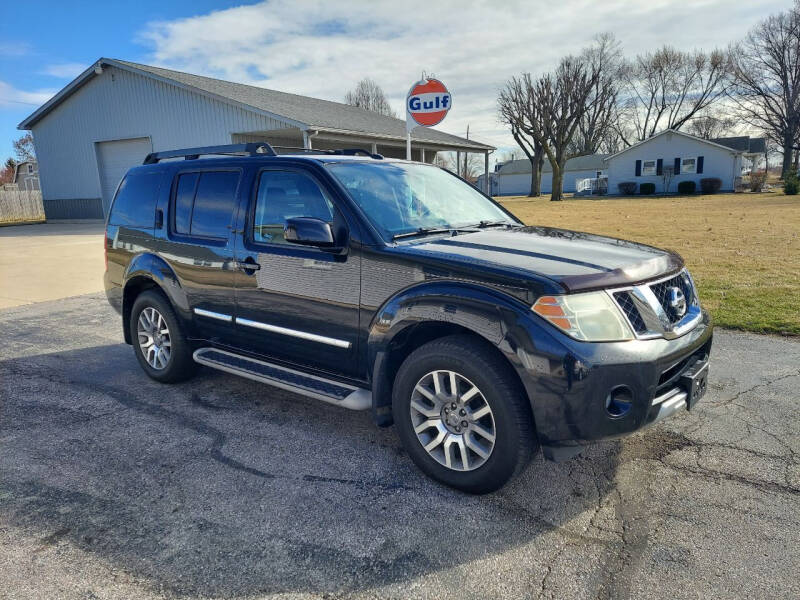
498,75,547,196
686,113,737,139
728,2,800,176
533,58,604,201
12,133,35,162
460,153,484,181
618,46,731,144
0,159,15,185
433,152,455,172
570,33,622,155
344,78,396,117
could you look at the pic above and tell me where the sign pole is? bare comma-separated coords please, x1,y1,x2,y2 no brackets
406,130,411,160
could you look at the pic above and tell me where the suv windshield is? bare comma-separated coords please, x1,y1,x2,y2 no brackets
326,162,517,240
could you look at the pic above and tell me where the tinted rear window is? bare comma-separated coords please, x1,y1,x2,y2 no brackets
174,173,199,235
110,170,162,227
172,171,240,239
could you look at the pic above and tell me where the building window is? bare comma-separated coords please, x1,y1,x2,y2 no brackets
642,160,657,176
681,157,696,174
27,164,34,174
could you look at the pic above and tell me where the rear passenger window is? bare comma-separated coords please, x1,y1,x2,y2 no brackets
172,171,240,239
110,170,162,227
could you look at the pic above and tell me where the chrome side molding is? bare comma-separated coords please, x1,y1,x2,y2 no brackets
193,308,233,322
235,317,352,349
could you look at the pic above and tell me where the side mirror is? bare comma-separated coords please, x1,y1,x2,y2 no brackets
284,217,336,247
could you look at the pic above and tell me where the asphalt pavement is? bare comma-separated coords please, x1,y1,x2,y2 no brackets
1,293,798,599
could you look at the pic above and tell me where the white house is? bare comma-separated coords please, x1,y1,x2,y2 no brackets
605,129,745,194
477,154,608,196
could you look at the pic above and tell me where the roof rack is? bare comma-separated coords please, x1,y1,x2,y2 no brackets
142,142,384,164
271,146,336,155
143,142,277,164
273,146,383,159
332,148,384,160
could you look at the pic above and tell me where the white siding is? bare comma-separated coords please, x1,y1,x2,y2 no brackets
491,168,603,196
606,131,740,195
30,65,292,211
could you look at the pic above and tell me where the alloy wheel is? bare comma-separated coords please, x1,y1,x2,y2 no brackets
137,306,172,370
409,370,496,471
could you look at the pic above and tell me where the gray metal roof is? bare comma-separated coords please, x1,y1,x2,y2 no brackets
497,154,609,175
711,136,767,155
19,58,493,152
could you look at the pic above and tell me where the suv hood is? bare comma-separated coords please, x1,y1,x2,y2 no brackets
395,226,683,293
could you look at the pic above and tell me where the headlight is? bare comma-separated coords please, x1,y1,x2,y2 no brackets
532,292,634,342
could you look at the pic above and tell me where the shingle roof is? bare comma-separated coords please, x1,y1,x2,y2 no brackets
711,136,767,154
497,154,609,175
19,57,493,151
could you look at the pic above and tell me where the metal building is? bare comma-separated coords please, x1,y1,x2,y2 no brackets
18,58,494,219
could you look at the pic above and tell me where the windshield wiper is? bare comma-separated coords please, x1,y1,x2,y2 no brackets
391,227,456,241
465,220,514,229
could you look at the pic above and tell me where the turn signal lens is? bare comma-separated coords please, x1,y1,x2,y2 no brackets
532,292,634,342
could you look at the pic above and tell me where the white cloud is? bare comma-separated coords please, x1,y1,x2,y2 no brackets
40,62,88,79
0,41,32,57
138,0,785,150
0,81,56,109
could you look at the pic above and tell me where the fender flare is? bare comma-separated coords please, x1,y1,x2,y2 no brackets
366,280,566,426
121,253,189,342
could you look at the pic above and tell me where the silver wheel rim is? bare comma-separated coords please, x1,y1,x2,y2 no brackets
137,306,172,370
409,370,496,472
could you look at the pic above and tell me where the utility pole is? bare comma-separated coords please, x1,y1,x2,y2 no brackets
463,124,470,178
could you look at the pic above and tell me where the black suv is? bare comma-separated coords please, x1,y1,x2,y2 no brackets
105,142,712,493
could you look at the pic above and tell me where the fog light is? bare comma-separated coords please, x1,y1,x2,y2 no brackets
605,386,633,418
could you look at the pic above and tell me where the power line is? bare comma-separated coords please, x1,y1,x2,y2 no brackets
0,98,42,106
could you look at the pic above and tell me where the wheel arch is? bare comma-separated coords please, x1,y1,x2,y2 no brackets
367,281,544,428
121,253,187,344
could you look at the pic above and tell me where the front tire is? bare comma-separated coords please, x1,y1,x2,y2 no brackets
392,335,536,494
130,290,195,383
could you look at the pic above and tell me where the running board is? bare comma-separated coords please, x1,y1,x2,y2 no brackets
192,348,371,410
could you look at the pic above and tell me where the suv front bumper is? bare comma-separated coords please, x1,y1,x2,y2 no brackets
512,308,713,460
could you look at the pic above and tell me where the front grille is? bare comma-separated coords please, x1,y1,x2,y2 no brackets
650,272,695,323
613,291,647,333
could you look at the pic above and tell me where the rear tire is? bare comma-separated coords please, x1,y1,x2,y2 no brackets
392,334,536,494
130,290,195,383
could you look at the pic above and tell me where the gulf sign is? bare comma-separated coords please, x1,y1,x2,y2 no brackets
407,79,452,127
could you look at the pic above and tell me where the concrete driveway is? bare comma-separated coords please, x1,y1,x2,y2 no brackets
1,292,798,600
0,221,105,309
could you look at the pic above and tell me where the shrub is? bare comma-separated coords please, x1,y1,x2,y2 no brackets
783,169,799,195
700,178,722,194
639,182,655,195
618,181,637,195
748,171,767,192
677,180,696,194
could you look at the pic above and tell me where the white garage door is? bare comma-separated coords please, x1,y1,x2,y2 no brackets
96,137,152,215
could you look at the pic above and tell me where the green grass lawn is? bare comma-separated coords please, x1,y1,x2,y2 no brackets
498,191,800,336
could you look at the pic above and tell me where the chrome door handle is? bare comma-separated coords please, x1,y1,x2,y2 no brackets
236,260,261,272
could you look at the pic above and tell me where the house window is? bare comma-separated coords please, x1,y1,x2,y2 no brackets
27,164,34,174
681,157,696,174
642,160,657,176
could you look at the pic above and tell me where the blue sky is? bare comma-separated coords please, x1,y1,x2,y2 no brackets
0,0,257,157
0,0,790,161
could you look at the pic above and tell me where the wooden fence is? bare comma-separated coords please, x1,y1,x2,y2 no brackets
0,189,45,224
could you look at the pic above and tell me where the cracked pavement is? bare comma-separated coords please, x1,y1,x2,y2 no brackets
1,293,798,599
